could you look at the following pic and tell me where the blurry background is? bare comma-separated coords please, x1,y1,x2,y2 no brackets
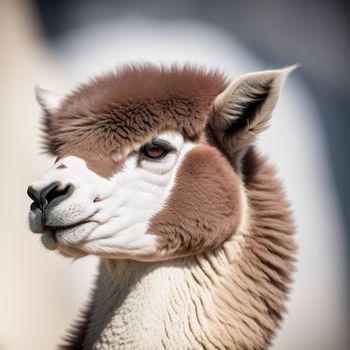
0,0,349,349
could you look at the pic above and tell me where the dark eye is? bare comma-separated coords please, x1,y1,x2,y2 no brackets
140,143,169,159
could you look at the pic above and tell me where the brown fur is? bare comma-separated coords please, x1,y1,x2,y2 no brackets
56,163,67,169
149,144,242,257
209,147,296,349
42,64,227,157
70,150,125,179
41,65,227,178
60,301,93,350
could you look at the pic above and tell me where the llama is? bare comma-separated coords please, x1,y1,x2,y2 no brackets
27,64,296,349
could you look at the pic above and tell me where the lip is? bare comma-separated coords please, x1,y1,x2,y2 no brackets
43,210,99,233
46,220,88,233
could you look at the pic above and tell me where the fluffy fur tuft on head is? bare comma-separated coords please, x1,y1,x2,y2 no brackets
36,64,228,157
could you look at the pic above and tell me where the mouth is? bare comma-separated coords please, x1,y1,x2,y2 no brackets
41,209,99,233
41,220,89,250
39,210,100,249
41,217,98,252
45,219,90,233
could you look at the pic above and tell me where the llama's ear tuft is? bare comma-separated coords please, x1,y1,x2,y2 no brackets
210,65,296,158
35,86,64,114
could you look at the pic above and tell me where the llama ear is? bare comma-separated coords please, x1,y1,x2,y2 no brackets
35,86,64,114
210,66,296,158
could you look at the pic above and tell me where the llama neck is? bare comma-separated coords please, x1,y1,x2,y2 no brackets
86,259,191,349
82,245,245,350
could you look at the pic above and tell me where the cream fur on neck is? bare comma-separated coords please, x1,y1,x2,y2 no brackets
82,227,248,350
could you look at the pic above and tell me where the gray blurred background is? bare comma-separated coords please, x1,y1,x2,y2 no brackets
0,0,349,349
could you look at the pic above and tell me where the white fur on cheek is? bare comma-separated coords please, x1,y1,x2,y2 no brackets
28,131,195,260
79,131,195,259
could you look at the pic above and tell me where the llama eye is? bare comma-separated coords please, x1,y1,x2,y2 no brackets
139,141,171,160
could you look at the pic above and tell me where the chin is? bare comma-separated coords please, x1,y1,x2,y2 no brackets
40,221,98,258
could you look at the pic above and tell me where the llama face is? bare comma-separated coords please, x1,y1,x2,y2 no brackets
28,127,243,260
29,130,204,259
28,65,293,260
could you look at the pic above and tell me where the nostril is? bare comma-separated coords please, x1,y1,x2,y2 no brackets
42,183,74,209
27,182,74,211
45,184,70,204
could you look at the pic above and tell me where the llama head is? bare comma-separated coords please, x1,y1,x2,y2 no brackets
27,64,293,260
